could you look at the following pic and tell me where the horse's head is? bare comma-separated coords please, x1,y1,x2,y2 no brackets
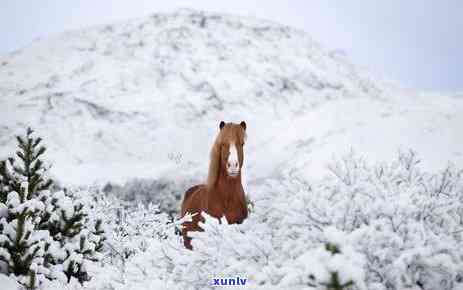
217,121,247,178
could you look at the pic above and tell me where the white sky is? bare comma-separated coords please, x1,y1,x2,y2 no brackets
1,0,462,92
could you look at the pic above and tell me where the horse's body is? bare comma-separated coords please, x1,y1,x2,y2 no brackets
181,121,248,250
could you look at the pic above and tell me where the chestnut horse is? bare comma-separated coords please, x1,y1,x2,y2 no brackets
181,121,248,250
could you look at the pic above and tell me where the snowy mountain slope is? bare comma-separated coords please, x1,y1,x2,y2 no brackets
0,9,462,186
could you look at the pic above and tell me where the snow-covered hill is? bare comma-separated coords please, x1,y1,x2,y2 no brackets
1,8,462,188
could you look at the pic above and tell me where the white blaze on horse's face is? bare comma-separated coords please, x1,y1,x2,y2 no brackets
226,142,240,177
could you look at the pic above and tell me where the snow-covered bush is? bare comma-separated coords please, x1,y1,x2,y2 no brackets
318,150,463,290
85,150,463,290
289,227,366,290
103,177,198,216
80,198,185,289
105,202,172,284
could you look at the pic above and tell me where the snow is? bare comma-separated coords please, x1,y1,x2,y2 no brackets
0,274,20,290
1,8,462,290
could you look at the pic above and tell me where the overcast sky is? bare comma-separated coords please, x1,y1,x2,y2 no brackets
1,0,461,92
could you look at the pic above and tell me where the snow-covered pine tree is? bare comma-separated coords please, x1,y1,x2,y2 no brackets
0,128,106,287
294,227,366,290
321,243,355,290
39,189,94,283
37,181,106,283
0,128,52,289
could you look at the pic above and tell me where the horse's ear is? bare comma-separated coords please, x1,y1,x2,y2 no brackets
240,121,246,131
219,121,226,130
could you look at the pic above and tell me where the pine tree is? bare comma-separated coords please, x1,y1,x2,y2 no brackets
0,128,105,286
0,128,52,288
40,190,104,283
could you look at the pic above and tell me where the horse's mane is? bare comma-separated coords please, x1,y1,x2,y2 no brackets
206,138,221,190
206,123,246,190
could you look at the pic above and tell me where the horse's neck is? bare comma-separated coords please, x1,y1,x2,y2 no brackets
207,169,245,204
217,172,243,192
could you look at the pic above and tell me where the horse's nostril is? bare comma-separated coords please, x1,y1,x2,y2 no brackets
227,161,238,170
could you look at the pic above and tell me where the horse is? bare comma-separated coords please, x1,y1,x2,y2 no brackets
180,121,248,250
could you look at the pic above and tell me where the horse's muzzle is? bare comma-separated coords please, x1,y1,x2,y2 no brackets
227,169,240,177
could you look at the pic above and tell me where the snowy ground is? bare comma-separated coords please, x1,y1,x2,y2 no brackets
1,8,463,290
